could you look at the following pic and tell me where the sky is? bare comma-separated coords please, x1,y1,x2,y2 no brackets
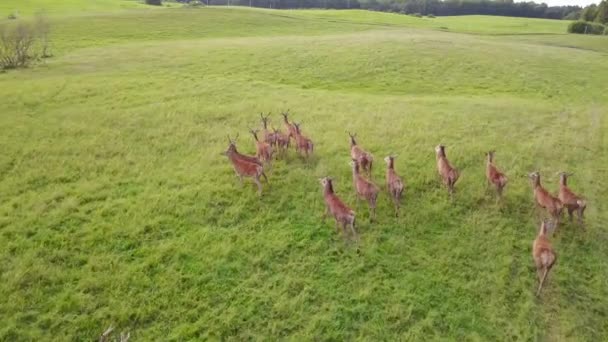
517,0,597,6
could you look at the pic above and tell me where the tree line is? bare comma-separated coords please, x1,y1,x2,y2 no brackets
177,0,584,20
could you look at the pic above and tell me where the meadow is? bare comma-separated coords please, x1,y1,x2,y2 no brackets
1,2,608,340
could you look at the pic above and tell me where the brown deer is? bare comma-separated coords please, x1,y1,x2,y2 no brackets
557,172,587,226
533,219,557,296
320,177,358,241
259,112,275,146
281,110,298,143
249,128,273,165
485,151,508,198
272,127,290,157
351,159,380,222
223,136,268,196
435,145,459,197
293,122,314,160
528,172,563,228
348,132,373,178
384,155,404,217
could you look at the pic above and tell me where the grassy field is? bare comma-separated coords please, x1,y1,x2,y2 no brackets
1,2,608,341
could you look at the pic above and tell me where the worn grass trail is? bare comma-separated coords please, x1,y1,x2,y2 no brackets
1,4,608,341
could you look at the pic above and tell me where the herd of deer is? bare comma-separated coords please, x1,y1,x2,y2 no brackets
222,111,588,296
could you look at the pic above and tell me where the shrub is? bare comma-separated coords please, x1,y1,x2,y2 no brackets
409,13,422,18
427,14,436,18
145,0,162,5
7,12,18,20
567,20,606,35
0,16,52,69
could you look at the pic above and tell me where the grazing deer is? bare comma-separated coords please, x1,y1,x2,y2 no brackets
533,219,557,296
435,145,459,197
528,172,563,228
351,159,380,222
384,155,404,217
223,135,268,196
348,132,373,178
272,127,290,157
320,177,358,241
281,110,297,142
259,112,275,146
485,151,508,198
249,128,273,165
557,172,587,227
293,122,314,160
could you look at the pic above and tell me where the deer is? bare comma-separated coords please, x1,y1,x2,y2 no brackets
557,172,587,227
223,135,268,196
320,177,358,242
435,145,459,197
281,110,298,143
348,132,373,178
272,127,290,157
384,155,404,217
259,112,275,146
249,128,273,165
533,219,557,297
528,172,563,229
292,122,314,160
485,150,508,198
351,159,380,222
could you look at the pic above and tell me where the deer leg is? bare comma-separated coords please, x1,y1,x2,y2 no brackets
394,196,400,218
577,207,585,228
322,205,329,221
567,208,574,222
253,176,263,196
235,172,243,187
335,220,340,234
369,198,376,223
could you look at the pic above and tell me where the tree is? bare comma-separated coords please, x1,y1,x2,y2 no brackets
595,0,608,24
580,4,597,21
145,0,163,5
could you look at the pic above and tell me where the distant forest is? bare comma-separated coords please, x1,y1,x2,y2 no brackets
185,0,583,20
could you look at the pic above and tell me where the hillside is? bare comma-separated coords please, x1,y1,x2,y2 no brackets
1,4,607,341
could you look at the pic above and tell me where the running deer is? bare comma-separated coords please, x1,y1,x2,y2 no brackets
293,122,314,160
259,112,275,146
528,172,563,228
281,110,298,142
320,177,358,241
485,151,508,198
249,128,273,165
533,219,557,296
384,155,404,217
557,172,587,227
223,135,268,196
351,159,380,222
435,145,459,197
348,132,373,178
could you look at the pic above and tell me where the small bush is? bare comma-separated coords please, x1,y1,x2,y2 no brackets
427,14,436,18
145,0,162,5
7,12,18,20
409,13,422,18
0,15,52,70
568,20,606,35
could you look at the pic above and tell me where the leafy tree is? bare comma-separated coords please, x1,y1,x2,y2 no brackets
595,0,608,24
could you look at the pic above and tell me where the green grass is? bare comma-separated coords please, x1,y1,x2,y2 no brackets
0,0,147,16
1,4,608,341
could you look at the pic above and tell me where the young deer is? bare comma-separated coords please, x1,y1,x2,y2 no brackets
528,172,563,228
249,128,273,165
320,177,358,241
259,112,275,146
485,151,508,198
348,132,373,178
272,127,290,156
384,155,404,217
351,159,380,222
281,110,298,142
435,145,459,197
223,136,268,196
533,219,557,296
293,122,314,160
557,172,587,226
